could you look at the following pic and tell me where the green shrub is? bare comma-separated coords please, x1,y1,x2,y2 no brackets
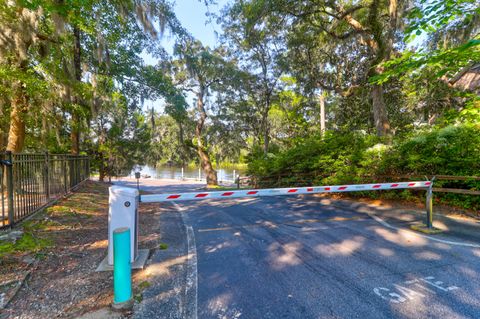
383,124,480,176
247,124,480,210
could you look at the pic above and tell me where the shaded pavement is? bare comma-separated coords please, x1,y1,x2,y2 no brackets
117,179,480,319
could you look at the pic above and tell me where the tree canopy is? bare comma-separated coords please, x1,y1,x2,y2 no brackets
1,0,478,190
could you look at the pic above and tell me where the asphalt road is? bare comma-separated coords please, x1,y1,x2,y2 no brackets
118,179,480,319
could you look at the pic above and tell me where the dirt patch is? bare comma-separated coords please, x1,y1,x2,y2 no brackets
0,181,164,319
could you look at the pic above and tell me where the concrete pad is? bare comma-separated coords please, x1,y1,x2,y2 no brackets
410,224,444,234
96,249,150,272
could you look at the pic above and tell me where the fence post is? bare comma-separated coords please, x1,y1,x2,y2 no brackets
236,175,240,189
6,151,14,227
425,178,434,229
45,151,50,200
63,154,68,193
87,157,90,179
69,155,73,189
198,168,201,181
72,156,76,186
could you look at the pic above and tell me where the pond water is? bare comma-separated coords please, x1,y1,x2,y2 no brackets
132,165,246,182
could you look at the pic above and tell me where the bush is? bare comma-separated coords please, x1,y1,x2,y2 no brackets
247,124,480,210
383,124,480,176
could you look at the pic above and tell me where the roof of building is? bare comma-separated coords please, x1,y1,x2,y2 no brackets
451,63,480,92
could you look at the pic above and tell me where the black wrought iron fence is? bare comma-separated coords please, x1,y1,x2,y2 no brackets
0,152,89,229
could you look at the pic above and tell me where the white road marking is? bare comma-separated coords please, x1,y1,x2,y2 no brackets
374,275,460,303
420,276,459,292
186,226,198,319
405,279,436,293
374,287,407,303
367,212,480,248
173,202,198,319
394,284,425,300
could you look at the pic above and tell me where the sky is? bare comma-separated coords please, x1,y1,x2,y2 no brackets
172,0,228,48
142,0,229,111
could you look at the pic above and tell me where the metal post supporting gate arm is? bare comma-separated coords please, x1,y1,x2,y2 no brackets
426,176,436,229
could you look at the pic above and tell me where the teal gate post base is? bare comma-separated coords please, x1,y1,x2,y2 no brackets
112,298,134,311
112,227,133,311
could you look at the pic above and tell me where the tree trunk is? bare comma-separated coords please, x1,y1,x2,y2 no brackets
97,122,107,182
387,0,397,56
423,106,429,123
198,147,217,185
371,84,391,137
262,85,272,155
177,122,187,166
70,113,80,155
55,125,62,146
195,88,217,186
0,124,6,153
319,93,326,135
41,115,48,149
6,84,28,153
263,114,270,155
70,26,82,155
150,107,155,130
261,105,270,155
0,131,6,152
99,157,106,182
0,97,7,152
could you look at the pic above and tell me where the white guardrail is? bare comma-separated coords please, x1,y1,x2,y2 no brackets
139,180,435,229
140,181,432,203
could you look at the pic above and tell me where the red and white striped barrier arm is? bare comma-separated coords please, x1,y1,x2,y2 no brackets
140,181,432,203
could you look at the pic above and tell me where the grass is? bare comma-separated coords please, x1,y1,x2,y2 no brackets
137,281,151,290
0,219,53,258
0,230,52,258
0,181,108,260
206,184,223,189
22,218,58,231
134,280,152,303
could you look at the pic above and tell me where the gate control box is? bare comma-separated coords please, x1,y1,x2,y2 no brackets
108,186,139,265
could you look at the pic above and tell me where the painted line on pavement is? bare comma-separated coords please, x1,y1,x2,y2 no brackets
185,226,198,319
172,202,198,319
373,275,460,304
367,212,480,248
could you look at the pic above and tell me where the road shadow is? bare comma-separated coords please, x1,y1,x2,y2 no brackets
174,195,480,318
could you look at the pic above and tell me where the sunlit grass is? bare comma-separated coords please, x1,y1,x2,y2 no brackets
0,181,109,259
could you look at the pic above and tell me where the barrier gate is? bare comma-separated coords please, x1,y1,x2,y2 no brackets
108,180,434,263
